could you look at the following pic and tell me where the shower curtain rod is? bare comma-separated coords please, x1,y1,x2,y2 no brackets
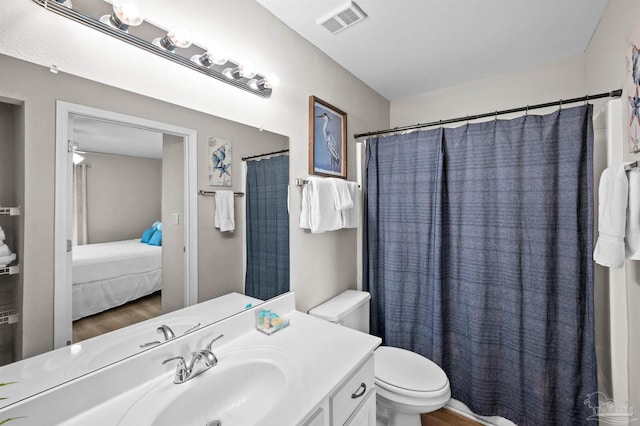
241,149,289,161
354,89,622,139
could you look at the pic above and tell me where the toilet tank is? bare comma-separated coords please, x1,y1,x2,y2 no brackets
308,290,370,333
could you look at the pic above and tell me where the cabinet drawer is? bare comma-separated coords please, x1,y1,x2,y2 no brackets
331,354,375,426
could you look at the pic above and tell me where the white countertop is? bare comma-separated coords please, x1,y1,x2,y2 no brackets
0,292,381,426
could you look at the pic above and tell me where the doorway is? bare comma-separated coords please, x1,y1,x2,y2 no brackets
54,101,198,348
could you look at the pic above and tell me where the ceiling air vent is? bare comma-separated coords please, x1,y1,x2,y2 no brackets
319,1,368,35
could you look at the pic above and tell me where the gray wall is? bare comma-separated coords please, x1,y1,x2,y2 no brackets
0,54,288,358
161,135,184,314
84,153,162,244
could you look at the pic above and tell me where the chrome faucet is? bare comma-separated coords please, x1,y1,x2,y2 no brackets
157,324,176,341
140,324,176,348
163,349,218,384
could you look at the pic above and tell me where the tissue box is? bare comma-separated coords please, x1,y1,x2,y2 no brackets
256,309,290,335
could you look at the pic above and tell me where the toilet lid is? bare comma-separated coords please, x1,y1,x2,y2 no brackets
375,346,448,392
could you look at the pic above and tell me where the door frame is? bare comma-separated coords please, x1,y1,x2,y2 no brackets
53,101,199,348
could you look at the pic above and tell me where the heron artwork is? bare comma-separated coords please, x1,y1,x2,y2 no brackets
315,112,341,173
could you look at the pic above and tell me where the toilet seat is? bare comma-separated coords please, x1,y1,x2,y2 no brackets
375,346,449,397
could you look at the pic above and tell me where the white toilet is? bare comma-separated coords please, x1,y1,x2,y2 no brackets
309,290,451,426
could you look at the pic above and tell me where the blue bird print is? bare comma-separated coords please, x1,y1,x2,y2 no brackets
316,112,340,172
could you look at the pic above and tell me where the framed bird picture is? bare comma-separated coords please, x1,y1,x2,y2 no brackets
309,96,347,178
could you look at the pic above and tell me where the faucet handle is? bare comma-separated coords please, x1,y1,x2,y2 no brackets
206,334,224,351
162,356,186,368
163,356,189,383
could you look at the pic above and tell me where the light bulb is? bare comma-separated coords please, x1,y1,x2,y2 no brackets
191,49,228,67
100,2,143,32
238,61,257,79
153,27,192,51
248,74,280,91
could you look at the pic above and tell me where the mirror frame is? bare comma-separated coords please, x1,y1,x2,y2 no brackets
53,101,199,348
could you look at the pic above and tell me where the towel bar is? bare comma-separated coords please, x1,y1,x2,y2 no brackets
198,190,244,197
295,178,360,188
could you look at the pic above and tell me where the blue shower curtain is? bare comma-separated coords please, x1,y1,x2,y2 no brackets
244,155,290,300
366,105,596,425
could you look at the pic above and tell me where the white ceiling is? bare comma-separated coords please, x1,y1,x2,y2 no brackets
72,115,163,159
256,0,610,101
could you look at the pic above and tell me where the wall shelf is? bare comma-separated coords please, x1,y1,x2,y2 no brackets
0,265,19,276
0,207,20,216
0,306,18,326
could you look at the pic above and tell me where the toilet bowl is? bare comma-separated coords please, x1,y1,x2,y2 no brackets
375,346,450,426
308,290,451,426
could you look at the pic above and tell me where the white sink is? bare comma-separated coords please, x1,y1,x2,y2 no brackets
117,347,299,426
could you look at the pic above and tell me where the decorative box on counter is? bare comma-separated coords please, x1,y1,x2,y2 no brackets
256,309,290,335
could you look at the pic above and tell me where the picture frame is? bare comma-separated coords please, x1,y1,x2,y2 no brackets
309,96,347,178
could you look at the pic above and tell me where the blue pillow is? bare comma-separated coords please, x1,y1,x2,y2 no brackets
141,227,155,243
148,229,162,246
152,221,162,231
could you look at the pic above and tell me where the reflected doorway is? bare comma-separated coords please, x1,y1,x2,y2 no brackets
54,102,198,348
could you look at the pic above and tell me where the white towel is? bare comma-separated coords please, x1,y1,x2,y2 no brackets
341,182,361,228
214,190,235,232
307,177,343,233
594,164,628,267
328,178,353,211
0,253,16,267
0,226,4,241
299,184,311,229
0,244,10,257
627,169,640,259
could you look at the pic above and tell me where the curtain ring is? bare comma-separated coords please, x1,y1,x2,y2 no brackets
439,120,443,129
494,110,499,121
559,99,563,109
525,105,529,116
585,94,589,105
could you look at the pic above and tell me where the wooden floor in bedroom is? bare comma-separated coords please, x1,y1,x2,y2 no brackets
422,409,482,426
72,292,161,343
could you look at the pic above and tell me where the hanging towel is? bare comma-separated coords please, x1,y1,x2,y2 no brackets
307,177,343,233
299,184,311,229
594,164,628,267
627,169,640,259
328,178,353,211
214,190,235,232
341,182,361,228
0,226,5,241
0,253,16,267
0,244,10,257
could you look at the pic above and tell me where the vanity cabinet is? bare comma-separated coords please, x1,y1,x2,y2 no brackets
303,354,376,426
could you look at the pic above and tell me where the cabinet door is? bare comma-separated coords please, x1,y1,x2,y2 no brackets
345,389,375,426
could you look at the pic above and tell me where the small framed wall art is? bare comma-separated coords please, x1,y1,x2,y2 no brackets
308,96,347,178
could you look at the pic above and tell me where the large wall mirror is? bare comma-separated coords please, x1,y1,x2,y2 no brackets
0,53,290,408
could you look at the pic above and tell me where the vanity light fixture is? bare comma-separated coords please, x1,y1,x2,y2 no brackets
99,2,144,32
32,0,276,98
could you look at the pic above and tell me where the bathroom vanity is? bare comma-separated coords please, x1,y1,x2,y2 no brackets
0,292,381,425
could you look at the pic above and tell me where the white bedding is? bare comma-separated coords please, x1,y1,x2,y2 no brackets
72,239,162,320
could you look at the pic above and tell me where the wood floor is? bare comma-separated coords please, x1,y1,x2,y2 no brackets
72,292,162,342
422,409,482,426
73,296,481,426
